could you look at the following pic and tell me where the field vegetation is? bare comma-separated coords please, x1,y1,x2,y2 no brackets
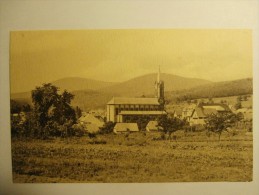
12,130,252,183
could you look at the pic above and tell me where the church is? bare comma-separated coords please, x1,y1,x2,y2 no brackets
106,67,167,123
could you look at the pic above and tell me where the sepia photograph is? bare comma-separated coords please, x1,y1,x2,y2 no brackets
1,1,259,195
10,29,253,183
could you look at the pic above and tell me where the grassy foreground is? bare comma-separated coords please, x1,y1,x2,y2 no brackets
12,130,253,183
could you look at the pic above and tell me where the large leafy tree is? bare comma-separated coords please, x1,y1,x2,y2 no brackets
31,83,76,136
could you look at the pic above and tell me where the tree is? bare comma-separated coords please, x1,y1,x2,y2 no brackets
124,115,154,131
75,106,82,119
10,100,22,114
234,100,242,110
31,83,77,138
205,112,239,141
158,115,185,140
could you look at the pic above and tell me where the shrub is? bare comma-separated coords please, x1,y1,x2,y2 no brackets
72,124,86,137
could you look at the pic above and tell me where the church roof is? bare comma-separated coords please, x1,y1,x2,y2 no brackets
107,97,160,105
119,110,167,115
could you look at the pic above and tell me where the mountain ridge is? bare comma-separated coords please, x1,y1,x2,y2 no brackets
10,74,252,110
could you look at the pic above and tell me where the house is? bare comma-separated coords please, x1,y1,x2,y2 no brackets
189,103,231,126
146,120,163,132
113,123,139,133
172,108,183,119
78,112,104,133
189,107,207,126
182,107,195,122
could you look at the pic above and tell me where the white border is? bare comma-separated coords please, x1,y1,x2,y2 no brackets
0,1,258,195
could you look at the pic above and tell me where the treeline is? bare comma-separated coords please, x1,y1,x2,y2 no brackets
11,83,83,139
166,78,252,103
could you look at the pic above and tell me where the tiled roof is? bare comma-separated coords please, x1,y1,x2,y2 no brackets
107,97,160,105
119,111,167,115
113,123,139,132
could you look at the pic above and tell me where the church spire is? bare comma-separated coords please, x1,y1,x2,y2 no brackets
157,65,160,83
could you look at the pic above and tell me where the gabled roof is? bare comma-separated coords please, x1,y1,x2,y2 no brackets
113,123,139,132
146,121,163,131
78,113,104,127
86,123,102,133
203,108,218,115
107,97,160,105
119,111,166,115
191,107,218,118
195,107,206,118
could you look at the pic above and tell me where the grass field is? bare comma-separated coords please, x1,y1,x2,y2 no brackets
12,130,253,183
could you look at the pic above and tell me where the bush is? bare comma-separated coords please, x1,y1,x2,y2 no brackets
99,122,115,134
160,132,166,140
72,124,86,137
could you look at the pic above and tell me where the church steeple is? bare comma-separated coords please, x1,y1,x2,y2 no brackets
157,65,160,83
155,66,165,109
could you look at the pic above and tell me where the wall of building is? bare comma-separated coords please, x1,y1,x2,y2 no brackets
107,105,115,122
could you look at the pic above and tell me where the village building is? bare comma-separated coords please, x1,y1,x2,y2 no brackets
189,103,231,126
78,112,105,133
113,123,139,133
146,120,163,132
172,108,183,119
107,67,166,123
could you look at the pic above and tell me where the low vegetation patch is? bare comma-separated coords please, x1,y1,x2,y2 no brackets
12,130,252,183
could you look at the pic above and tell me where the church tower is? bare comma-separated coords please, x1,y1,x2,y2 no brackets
155,66,165,109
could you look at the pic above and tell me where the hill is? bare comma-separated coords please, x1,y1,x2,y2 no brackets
10,92,32,105
99,73,212,97
166,78,253,102
52,77,116,92
71,73,212,110
10,75,252,111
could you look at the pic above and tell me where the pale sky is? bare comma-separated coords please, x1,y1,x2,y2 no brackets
10,29,252,93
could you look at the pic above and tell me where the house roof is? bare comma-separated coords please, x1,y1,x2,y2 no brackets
78,114,104,127
174,108,182,116
119,111,167,115
146,121,163,131
236,108,247,113
113,123,139,132
192,107,218,118
199,103,231,112
195,107,206,118
86,123,101,133
203,108,218,115
107,97,160,105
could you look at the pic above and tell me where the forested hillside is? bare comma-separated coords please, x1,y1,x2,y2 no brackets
166,78,252,102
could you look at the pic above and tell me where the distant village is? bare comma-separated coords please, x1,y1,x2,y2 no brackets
11,68,253,136
74,68,253,134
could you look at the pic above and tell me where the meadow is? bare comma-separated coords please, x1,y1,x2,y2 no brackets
12,129,253,183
